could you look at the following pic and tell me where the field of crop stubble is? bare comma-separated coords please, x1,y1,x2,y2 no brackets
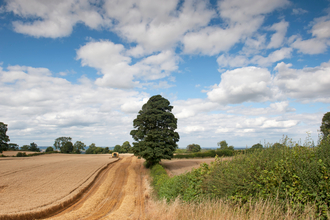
0,154,119,219
0,152,227,220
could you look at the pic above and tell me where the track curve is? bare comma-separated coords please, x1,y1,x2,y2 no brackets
46,156,146,220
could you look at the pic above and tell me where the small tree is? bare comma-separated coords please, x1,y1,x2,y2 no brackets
320,112,330,139
113,145,122,153
103,147,110,154
46,147,54,152
122,141,131,153
217,140,228,149
29,142,40,152
251,143,263,149
186,144,201,152
130,95,179,167
73,141,86,154
8,143,19,151
20,145,30,151
0,122,10,153
54,137,72,153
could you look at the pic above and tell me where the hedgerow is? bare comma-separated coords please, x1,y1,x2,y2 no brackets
173,149,234,159
151,136,330,218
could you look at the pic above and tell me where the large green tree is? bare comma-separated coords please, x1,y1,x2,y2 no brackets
130,95,179,167
54,137,73,153
186,144,201,152
29,142,40,152
73,141,86,154
121,141,131,153
320,112,330,139
0,122,10,153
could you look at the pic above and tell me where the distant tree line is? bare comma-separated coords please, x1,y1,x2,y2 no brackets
113,141,132,153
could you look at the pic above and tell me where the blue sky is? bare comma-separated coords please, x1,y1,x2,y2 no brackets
0,0,330,148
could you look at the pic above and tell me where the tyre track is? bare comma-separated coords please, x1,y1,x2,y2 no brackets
47,156,146,220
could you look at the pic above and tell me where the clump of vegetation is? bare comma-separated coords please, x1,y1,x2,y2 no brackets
151,135,330,218
85,143,111,154
186,144,201,152
113,141,132,153
20,142,41,152
54,137,86,154
174,149,234,158
16,152,27,157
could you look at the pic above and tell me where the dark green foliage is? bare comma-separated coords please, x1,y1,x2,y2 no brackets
16,152,27,157
20,145,30,151
321,112,330,139
0,122,10,153
217,140,234,151
62,142,73,153
152,136,330,218
217,140,228,149
45,146,54,152
85,143,110,154
251,143,263,149
173,149,234,159
54,137,73,153
113,144,122,153
29,142,40,152
8,143,19,151
186,144,201,152
73,141,86,154
19,142,40,152
121,141,132,153
130,95,179,167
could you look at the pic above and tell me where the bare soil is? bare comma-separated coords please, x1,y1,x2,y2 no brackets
47,156,147,220
0,154,118,219
161,157,232,176
1,151,41,156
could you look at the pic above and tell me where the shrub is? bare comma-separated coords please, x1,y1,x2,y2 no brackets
173,149,233,159
16,152,27,157
45,147,54,152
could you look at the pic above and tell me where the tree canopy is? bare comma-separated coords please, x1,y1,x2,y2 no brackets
217,140,234,151
130,95,179,167
73,141,86,154
320,112,330,139
186,144,201,152
0,122,10,153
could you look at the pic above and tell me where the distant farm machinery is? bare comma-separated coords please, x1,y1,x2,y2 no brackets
112,152,119,158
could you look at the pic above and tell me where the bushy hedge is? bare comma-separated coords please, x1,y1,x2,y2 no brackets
151,137,330,218
173,149,234,159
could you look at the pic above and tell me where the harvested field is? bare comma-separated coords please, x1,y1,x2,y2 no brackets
48,156,147,220
0,154,118,219
161,157,232,176
1,151,40,156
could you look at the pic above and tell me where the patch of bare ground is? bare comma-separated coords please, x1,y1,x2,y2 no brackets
1,151,40,156
0,154,118,219
160,157,232,176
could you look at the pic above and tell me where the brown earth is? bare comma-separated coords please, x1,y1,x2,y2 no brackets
161,157,232,176
1,151,41,156
47,156,147,220
0,154,118,219
1,153,226,220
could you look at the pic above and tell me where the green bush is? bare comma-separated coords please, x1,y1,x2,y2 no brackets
173,149,234,159
204,137,330,217
16,152,27,157
150,136,330,218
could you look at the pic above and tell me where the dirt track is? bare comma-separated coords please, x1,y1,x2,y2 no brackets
47,156,146,220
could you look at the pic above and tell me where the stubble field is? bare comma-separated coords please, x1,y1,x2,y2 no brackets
1,152,223,220
0,154,118,219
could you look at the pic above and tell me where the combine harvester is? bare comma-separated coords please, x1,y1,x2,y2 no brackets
112,152,119,158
